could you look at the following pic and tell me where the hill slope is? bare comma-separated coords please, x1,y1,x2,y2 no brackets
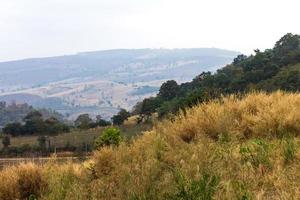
135,33,300,118
0,48,238,119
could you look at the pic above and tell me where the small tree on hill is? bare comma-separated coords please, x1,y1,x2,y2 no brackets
2,122,23,137
94,127,122,149
95,115,111,127
75,114,93,129
158,80,179,100
111,109,130,125
37,136,47,150
23,110,45,135
2,135,10,148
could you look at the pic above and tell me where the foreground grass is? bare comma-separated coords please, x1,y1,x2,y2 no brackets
1,91,300,199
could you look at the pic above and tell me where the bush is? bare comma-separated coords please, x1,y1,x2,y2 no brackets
94,127,122,149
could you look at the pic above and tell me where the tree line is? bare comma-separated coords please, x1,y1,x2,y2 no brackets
2,110,70,137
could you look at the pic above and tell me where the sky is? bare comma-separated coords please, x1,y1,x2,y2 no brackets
0,0,299,61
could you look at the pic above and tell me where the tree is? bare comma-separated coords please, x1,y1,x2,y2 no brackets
37,136,46,150
158,80,179,100
94,127,122,149
2,122,23,137
95,115,111,127
23,110,45,135
75,114,93,129
111,109,130,125
2,135,10,148
23,110,43,122
44,117,70,135
140,97,161,117
233,54,247,65
96,115,102,122
274,33,300,65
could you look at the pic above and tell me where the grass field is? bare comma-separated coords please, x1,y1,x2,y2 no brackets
0,117,152,150
0,128,102,150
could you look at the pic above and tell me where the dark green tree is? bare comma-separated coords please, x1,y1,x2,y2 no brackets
158,80,179,100
2,135,10,148
23,111,45,135
37,136,47,150
111,109,130,125
2,122,23,137
95,115,111,126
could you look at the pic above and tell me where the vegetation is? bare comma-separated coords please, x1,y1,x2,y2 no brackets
75,114,93,129
111,108,130,125
134,33,300,118
0,92,300,199
0,33,300,199
94,127,122,149
1,135,10,148
0,120,152,157
0,102,63,127
75,114,111,130
2,111,70,137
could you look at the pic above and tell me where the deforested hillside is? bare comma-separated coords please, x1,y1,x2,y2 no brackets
1,91,300,199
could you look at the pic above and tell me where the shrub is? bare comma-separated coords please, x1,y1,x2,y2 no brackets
94,127,122,149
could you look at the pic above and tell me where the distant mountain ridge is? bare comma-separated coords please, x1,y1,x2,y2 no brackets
0,48,238,119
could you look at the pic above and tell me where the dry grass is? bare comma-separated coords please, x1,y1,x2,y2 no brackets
159,91,300,141
1,91,300,199
0,162,46,200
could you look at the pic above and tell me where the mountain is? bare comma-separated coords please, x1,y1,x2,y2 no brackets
0,48,238,119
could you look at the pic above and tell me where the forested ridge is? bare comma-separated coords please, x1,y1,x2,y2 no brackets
134,33,300,118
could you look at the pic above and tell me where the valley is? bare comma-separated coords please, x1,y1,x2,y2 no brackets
0,48,238,119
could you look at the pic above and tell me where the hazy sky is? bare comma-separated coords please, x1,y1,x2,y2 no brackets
0,0,299,61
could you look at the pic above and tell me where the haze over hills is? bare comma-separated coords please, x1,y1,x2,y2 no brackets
0,48,238,119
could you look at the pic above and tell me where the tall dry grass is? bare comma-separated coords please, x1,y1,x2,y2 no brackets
0,163,45,200
158,91,300,141
0,91,300,199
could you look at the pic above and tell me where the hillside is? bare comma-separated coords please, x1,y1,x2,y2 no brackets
135,33,300,118
0,48,238,119
0,92,299,199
